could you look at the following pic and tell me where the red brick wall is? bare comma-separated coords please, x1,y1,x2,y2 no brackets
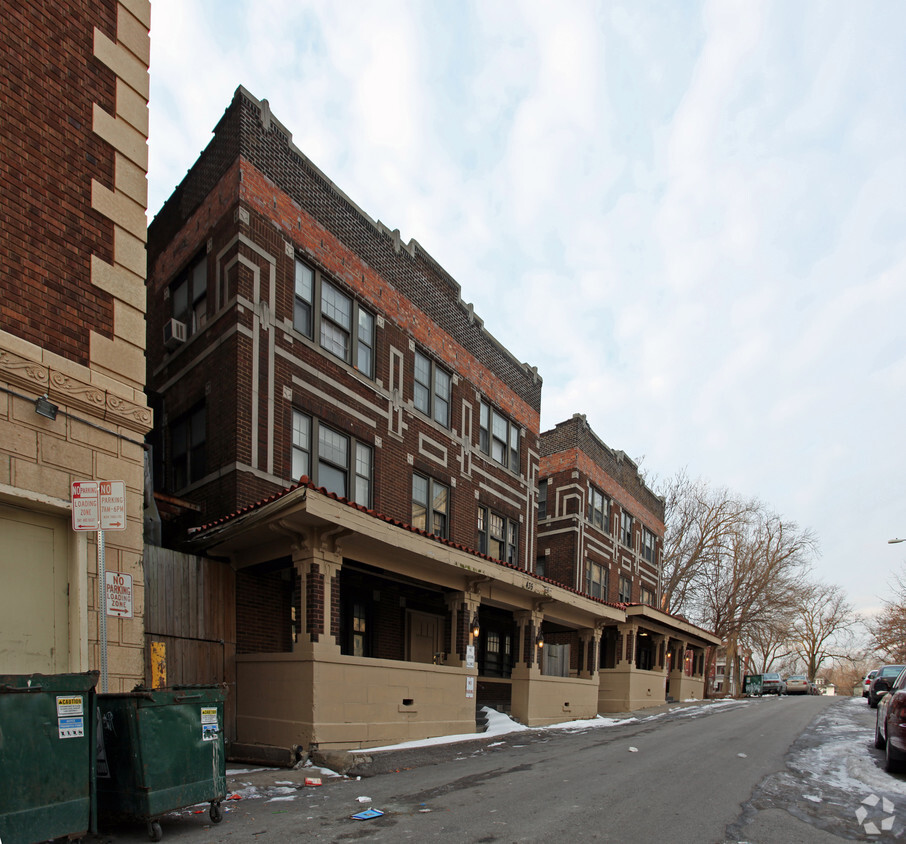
236,562,294,653
0,0,118,362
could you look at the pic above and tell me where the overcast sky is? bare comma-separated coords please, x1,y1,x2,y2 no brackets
147,0,906,618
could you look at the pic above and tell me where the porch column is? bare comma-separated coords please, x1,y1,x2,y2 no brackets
510,609,543,726
650,634,665,671
578,627,601,680
616,622,636,666
513,610,544,672
292,528,343,659
445,591,481,667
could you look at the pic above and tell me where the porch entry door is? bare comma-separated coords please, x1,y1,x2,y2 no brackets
407,610,444,664
0,504,70,673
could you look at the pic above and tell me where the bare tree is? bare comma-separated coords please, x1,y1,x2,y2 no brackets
867,565,906,662
660,468,819,694
659,470,755,615
705,510,817,694
792,582,859,681
743,616,796,673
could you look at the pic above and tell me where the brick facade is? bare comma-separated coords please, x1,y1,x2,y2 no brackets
147,87,541,570
539,414,665,608
0,0,152,690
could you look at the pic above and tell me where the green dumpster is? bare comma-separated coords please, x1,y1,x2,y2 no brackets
0,671,99,844
96,685,226,841
743,674,763,696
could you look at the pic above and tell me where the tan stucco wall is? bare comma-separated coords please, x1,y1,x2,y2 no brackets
670,671,705,702
598,667,669,712
511,670,600,726
236,653,478,751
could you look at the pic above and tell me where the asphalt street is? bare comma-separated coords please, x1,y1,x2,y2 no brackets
86,695,905,843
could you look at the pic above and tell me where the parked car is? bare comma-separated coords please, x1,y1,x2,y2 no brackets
868,664,906,709
864,669,879,698
761,672,787,695
785,675,809,695
874,667,906,771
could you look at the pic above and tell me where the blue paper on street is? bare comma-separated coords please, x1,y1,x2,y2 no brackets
351,808,384,820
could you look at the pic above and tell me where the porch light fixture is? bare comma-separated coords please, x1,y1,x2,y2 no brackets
536,631,544,648
471,613,480,638
34,394,58,420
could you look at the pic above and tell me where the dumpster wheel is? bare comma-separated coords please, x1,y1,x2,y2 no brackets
147,819,163,841
210,801,223,823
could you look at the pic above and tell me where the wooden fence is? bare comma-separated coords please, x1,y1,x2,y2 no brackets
143,545,237,741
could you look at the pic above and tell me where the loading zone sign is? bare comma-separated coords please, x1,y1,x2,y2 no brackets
71,480,126,531
105,571,133,618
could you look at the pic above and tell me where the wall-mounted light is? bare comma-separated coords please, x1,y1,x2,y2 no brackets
536,630,544,648
471,613,480,638
34,394,58,420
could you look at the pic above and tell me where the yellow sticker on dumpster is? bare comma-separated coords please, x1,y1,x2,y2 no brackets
56,695,83,717
200,707,218,724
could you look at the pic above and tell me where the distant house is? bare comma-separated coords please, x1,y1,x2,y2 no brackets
144,87,717,758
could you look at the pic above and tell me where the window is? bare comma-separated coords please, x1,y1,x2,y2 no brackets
479,401,519,471
642,528,657,563
291,410,372,505
171,403,206,490
538,479,548,519
586,559,609,600
619,576,632,603
352,602,368,657
294,258,375,377
477,506,518,565
536,556,546,578
414,350,450,427
412,473,449,538
587,486,609,531
171,253,207,337
621,510,634,548
640,587,656,606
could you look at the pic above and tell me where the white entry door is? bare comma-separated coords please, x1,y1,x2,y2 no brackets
0,504,70,673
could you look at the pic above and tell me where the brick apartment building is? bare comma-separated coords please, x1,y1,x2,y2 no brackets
539,414,711,710
145,86,717,755
0,0,151,689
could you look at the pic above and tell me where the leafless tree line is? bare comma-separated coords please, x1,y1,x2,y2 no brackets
658,470,860,692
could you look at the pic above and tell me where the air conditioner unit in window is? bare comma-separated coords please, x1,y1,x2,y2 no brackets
163,318,187,350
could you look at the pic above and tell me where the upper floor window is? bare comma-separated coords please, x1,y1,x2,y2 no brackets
640,586,656,607
642,528,657,563
171,253,207,337
294,258,375,377
586,559,608,600
477,506,518,565
171,403,205,490
619,576,632,603
479,401,519,472
292,409,372,506
587,486,609,531
621,510,634,548
538,480,548,519
412,473,449,538
414,350,450,427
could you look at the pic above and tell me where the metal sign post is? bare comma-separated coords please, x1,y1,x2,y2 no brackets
71,480,127,693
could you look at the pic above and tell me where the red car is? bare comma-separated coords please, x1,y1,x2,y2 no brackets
875,667,906,772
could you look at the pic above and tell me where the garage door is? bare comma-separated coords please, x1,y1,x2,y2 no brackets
0,504,69,673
